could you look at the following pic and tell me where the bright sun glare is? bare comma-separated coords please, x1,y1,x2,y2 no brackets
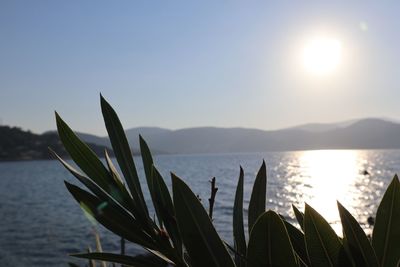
302,37,342,76
299,150,359,233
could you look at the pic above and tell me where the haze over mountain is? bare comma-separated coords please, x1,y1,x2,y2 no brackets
3,118,400,161
72,118,400,154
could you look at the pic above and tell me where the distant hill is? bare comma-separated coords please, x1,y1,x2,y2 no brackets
76,131,111,147
125,127,172,150
0,126,110,161
3,118,400,161
289,119,358,132
73,118,400,154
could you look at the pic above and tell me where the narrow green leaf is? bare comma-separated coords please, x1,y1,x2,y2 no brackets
337,201,379,267
297,255,309,267
55,112,117,195
372,175,400,267
73,252,168,267
100,95,149,221
247,210,298,267
104,149,124,186
172,174,235,267
292,204,305,231
248,160,267,234
145,248,177,266
152,167,183,255
139,135,162,225
51,149,139,220
64,181,156,249
281,215,310,266
304,204,350,267
233,166,246,267
140,135,154,188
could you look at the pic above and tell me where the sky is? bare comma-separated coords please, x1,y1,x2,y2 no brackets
1,1,400,135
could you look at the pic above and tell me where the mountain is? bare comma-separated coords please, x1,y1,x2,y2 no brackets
289,119,359,132
76,131,111,147
0,126,111,161
315,118,400,149
3,118,400,161
74,118,400,154
131,118,400,153
125,127,172,149
76,127,170,154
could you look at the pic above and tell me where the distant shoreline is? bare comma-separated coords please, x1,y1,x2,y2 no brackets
4,118,400,162
2,147,400,163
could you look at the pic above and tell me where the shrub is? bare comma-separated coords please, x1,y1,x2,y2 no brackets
53,95,400,267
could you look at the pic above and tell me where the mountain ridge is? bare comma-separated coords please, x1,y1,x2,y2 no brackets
3,118,400,160
75,117,400,154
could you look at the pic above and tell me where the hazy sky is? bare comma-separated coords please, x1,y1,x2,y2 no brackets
1,1,400,135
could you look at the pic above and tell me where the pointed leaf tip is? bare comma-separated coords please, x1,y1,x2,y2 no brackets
292,204,305,231
248,161,267,234
233,167,246,267
305,204,350,267
56,112,116,194
337,201,379,267
172,173,235,267
372,175,400,267
247,211,298,267
101,96,149,223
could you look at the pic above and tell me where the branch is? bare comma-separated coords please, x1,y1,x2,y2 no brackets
208,177,218,220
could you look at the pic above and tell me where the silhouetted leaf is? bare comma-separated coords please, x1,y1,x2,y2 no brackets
152,167,183,255
139,135,161,224
104,149,124,187
247,211,298,267
337,201,379,267
372,175,400,267
233,167,246,267
139,135,154,188
293,204,305,231
304,204,350,267
51,149,146,227
50,148,133,211
281,215,310,266
172,174,235,267
55,112,118,196
248,160,267,234
73,252,167,267
64,181,156,250
100,95,149,223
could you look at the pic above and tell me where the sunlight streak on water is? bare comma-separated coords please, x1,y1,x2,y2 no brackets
299,150,358,232
1,150,399,266
282,149,392,234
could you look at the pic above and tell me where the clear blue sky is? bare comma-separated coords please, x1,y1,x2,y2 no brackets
1,1,400,135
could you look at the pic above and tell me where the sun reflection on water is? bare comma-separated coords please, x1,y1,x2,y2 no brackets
302,150,357,218
290,150,366,233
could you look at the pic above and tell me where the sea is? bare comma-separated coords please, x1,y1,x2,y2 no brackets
1,149,399,266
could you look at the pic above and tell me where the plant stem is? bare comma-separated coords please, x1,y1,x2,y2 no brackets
208,177,218,220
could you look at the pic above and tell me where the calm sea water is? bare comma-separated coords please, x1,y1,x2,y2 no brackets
1,149,399,266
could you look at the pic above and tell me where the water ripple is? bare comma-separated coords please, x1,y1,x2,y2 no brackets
1,149,400,266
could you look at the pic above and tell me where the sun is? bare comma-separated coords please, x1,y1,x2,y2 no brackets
302,37,342,76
